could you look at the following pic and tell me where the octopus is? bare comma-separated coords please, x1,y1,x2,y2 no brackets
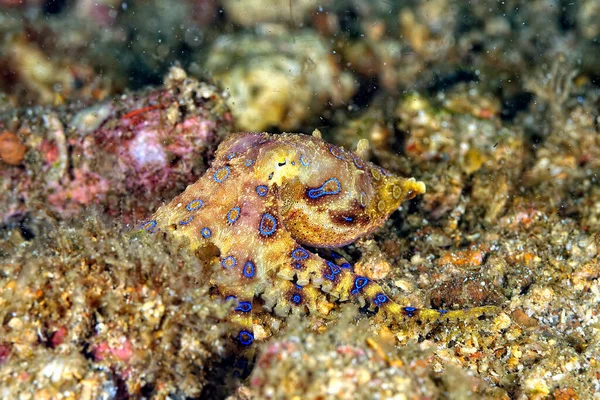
141,131,495,373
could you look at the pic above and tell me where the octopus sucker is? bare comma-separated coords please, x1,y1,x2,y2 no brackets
142,131,495,373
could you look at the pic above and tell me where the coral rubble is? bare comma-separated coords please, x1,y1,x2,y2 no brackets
0,67,231,226
204,30,356,132
0,0,599,398
0,216,236,399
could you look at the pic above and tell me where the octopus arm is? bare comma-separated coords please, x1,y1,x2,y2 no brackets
274,241,498,324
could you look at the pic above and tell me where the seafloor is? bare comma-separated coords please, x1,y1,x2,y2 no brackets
0,1,599,399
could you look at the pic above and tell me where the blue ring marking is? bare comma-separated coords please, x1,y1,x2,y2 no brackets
307,178,341,199
374,293,388,307
330,146,345,160
243,261,255,278
324,261,341,281
259,213,277,236
225,296,252,313
300,155,310,166
221,256,237,269
225,295,237,304
291,294,302,304
232,358,248,376
256,185,268,197
294,262,302,270
201,227,212,238
140,220,157,233
331,251,342,259
227,152,236,160
403,306,417,317
227,206,241,224
353,156,364,170
236,301,252,313
291,248,309,260
238,330,254,346
342,216,354,222
351,276,369,295
291,161,296,165
340,262,352,269
295,284,304,290
179,215,194,225
360,191,367,207
245,159,254,167
213,166,230,183
438,309,448,315
186,199,203,211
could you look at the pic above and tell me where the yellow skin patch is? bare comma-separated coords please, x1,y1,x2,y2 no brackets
142,132,494,355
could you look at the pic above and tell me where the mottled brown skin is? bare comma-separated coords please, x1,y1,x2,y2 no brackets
141,132,494,367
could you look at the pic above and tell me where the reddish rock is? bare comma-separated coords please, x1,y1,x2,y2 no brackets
0,67,232,225
0,131,26,165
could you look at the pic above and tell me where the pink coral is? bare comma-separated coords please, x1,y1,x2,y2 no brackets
93,339,134,363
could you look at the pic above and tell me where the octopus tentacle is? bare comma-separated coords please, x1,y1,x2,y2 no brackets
141,131,497,376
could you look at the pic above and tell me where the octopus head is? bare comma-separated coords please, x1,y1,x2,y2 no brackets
278,137,426,248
